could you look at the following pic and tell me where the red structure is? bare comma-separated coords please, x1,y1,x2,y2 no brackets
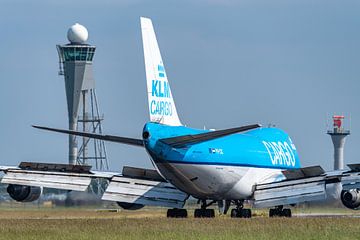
333,115,344,129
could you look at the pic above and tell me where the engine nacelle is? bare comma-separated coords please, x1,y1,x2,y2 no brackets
117,202,144,210
7,184,42,202
341,189,360,210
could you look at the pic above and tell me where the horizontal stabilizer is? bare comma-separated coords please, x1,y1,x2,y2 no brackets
160,124,261,148
33,125,144,147
102,176,188,208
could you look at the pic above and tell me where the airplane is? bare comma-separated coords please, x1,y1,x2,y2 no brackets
2,17,360,218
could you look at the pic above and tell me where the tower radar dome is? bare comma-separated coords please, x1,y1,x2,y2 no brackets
67,23,88,44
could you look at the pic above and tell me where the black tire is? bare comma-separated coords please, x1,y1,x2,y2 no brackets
269,209,275,217
207,209,215,218
178,209,188,218
282,209,291,218
242,209,252,218
230,209,251,218
230,209,238,218
194,209,215,218
167,209,188,218
167,209,175,218
194,209,202,218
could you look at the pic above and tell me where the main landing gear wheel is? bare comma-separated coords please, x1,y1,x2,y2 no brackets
167,208,188,218
230,208,252,218
269,206,291,218
230,200,252,218
194,200,216,218
194,209,215,218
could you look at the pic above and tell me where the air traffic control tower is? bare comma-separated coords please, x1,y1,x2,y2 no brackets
56,23,109,170
327,115,350,170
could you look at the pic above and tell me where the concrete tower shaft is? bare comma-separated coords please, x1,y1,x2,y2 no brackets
327,115,350,170
329,134,347,170
56,45,95,164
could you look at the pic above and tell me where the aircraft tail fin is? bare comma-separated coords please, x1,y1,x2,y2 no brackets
140,17,182,126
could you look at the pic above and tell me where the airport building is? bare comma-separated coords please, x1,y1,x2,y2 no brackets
327,115,350,170
56,24,109,170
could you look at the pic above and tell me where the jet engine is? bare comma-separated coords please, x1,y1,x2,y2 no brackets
117,202,144,210
7,184,42,202
341,189,360,210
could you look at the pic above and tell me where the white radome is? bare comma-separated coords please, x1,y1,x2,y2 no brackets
67,23,88,44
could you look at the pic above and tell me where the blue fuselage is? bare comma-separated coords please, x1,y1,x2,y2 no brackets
142,122,301,199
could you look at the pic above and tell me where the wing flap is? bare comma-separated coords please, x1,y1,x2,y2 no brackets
341,172,360,190
253,181,326,208
1,169,92,191
282,166,325,180
253,170,345,208
122,166,165,182
0,162,187,208
102,176,188,208
160,124,261,148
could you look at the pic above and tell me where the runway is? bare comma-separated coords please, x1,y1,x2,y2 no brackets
294,213,360,218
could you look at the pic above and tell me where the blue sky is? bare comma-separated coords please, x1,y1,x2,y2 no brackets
0,0,359,171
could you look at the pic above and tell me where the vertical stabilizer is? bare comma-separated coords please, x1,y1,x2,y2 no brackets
140,17,182,126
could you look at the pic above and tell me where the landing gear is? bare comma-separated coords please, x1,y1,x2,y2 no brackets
194,200,216,218
194,208,215,218
230,208,252,218
269,206,291,218
218,200,231,215
167,208,188,218
230,200,252,218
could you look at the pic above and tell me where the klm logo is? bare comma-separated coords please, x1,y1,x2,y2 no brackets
158,64,165,78
152,80,171,98
149,64,173,116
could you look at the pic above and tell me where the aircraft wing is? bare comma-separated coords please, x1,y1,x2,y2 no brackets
160,124,261,148
252,164,360,208
0,162,188,209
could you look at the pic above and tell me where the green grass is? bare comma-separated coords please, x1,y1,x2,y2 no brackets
0,209,359,240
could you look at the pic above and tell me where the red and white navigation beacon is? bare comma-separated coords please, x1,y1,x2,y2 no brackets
327,115,350,170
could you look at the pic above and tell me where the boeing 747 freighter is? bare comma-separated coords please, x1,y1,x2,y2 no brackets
2,17,360,218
